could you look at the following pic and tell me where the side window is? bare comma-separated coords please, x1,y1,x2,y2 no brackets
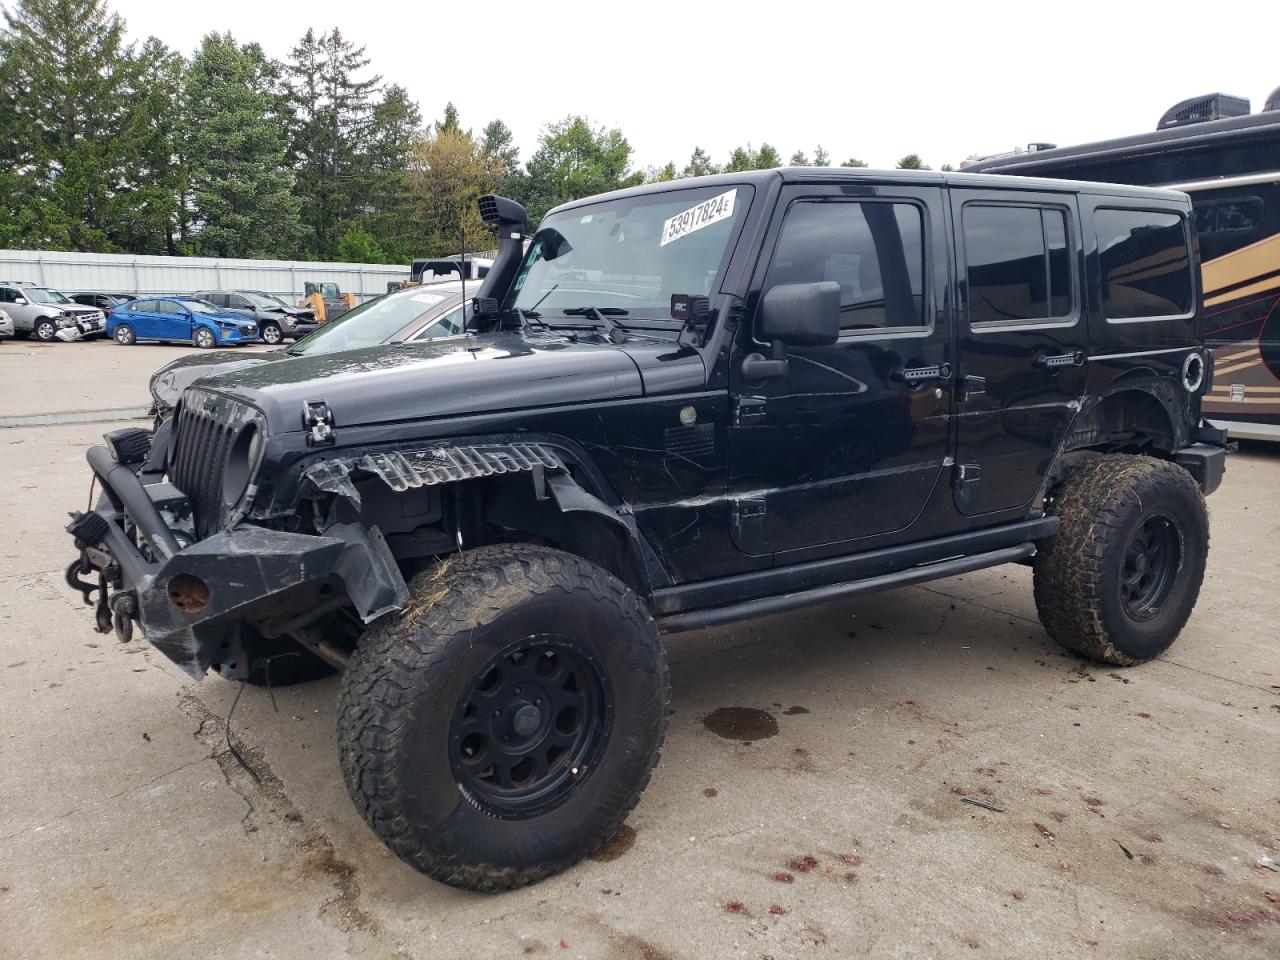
131,300,153,312
156,300,183,315
0,287,15,303
229,294,250,309
1096,208,1193,320
764,200,926,332
963,204,1074,325
414,303,469,339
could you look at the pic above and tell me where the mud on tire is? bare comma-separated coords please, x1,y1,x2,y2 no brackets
1033,455,1209,665
337,543,669,891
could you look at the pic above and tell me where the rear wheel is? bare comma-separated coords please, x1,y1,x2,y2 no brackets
1033,455,1209,665
337,543,669,891
114,324,136,345
259,321,283,345
194,327,216,349
34,318,57,341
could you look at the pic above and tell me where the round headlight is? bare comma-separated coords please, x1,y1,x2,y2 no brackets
1182,351,1206,394
222,423,261,507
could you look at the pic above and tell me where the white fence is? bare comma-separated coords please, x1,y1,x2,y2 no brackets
0,249,410,303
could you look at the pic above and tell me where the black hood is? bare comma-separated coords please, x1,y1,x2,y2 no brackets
195,332,704,432
150,351,289,413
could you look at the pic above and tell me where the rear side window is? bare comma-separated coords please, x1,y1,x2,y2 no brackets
1095,208,1193,319
963,204,1073,325
765,200,927,332
130,300,154,312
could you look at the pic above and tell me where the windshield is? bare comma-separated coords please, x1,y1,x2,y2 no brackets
186,300,221,314
247,292,288,308
289,288,459,355
29,288,72,305
507,184,750,322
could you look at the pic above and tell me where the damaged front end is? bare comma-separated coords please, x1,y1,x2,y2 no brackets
64,401,410,679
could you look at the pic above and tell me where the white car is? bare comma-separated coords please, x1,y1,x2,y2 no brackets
0,307,13,340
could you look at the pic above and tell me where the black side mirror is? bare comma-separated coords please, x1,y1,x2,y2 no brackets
742,281,841,381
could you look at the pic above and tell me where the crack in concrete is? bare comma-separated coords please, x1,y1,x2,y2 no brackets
174,687,386,949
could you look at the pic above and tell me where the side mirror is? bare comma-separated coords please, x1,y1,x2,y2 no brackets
14,297,27,305
743,281,841,381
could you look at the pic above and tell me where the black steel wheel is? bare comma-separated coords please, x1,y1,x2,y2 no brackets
451,634,611,819
1119,515,1182,621
337,544,668,891
1035,455,1209,665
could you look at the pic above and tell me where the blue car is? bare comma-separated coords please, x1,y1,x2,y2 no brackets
106,296,260,348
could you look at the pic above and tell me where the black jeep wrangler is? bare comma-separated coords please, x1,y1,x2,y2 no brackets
65,169,1227,891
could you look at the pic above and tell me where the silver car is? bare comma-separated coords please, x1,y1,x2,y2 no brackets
0,307,13,340
0,282,105,341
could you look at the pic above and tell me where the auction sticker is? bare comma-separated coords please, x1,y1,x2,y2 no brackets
661,189,736,247
410,291,446,305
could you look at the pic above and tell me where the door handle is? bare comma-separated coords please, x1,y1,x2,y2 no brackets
892,362,952,386
1035,350,1085,370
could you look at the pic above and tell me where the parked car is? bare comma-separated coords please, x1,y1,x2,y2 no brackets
0,281,106,341
147,282,473,420
65,175,1226,891
0,307,13,340
70,292,134,313
193,290,318,345
106,296,260,348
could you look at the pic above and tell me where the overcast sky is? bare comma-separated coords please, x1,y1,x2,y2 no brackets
112,0,1277,172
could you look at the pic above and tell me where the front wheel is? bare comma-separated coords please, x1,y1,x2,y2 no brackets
1033,455,1209,665
337,544,669,891
193,327,216,349
34,319,57,341
259,322,283,345
114,324,136,345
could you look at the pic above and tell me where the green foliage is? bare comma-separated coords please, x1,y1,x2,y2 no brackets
812,146,831,167
647,162,678,183
841,157,868,168
335,226,386,263
940,163,955,172
407,124,503,257
520,117,643,224
682,147,718,178
896,153,930,170
185,33,303,258
436,102,460,135
789,150,809,166
725,143,782,172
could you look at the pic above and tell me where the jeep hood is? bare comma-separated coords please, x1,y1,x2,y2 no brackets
196,333,652,429
150,351,289,413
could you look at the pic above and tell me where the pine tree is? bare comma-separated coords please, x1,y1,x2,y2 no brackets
0,0,135,250
841,157,868,168
436,102,460,135
755,144,782,169
789,150,809,166
186,33,303,258
481,119,520,190
354,84,422,261
682,147,718,178
896,153,930,170
286,27,381,258
813,145,831,167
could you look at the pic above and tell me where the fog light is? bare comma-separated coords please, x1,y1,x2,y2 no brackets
167,574,210,614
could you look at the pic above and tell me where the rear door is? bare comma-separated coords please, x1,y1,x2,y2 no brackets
126,300,158,338
950,188,1088,516
728,181,954,557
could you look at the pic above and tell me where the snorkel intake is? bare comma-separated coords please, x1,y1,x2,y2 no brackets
471,195,530,323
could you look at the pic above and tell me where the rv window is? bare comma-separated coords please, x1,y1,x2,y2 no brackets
1096,208,1193,320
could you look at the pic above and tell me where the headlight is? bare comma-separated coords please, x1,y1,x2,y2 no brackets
222,423,262,507
56,316,76,328
218,320,236,329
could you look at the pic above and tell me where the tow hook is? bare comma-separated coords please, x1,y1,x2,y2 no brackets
109,592,137,643
64,555,97,606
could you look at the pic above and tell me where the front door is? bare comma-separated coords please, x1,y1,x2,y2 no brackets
728,183,953,557
155,300,192,341
950,189,1089,516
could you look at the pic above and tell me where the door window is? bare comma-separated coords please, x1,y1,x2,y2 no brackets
412,303,470,339
229,294,251,309
963,204,1073,325
1095,208,1193,320
764,200,927,332
0,288,15,303
130,300,155,312
156,300,184,315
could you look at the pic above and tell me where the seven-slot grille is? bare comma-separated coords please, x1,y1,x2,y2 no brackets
169,390,249,539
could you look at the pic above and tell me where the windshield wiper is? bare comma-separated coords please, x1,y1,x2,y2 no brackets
560,306,628,344
513,308,546,336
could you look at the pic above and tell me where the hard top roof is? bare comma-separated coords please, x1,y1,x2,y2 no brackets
964,110,1280,175
545,166,1187,217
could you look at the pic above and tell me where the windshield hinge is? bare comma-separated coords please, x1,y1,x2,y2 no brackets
302,400,336,446
735,396,767,425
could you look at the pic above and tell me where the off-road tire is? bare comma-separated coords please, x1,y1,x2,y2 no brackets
259,322,283,345
194,328,216,349
241,632,337,687
114,324,136,346
1034,455,1209,665
34,318,57,341
337,543,669,891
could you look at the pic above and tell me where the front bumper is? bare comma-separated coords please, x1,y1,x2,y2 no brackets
54,316,105,342
67,442,408,677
